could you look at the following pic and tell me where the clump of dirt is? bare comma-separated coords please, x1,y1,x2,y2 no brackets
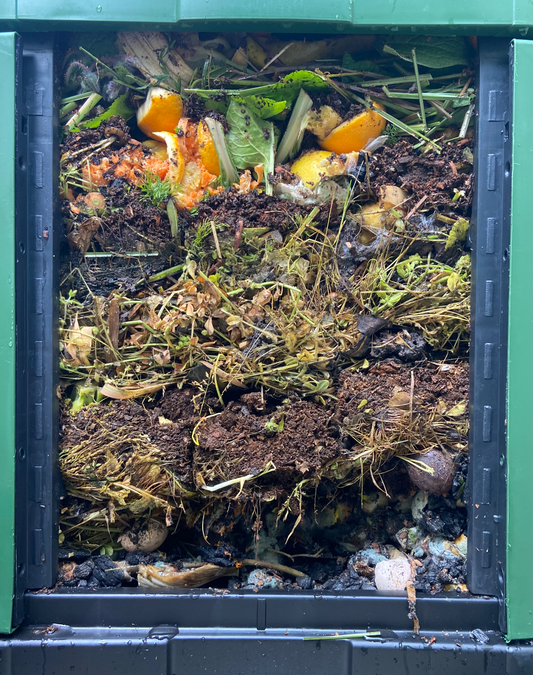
60,115,131,156
59,391,199,505
195,399,338,488
337,360,469,413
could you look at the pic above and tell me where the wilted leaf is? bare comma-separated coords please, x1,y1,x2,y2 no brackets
381,36,471,69
66,217,101,254
447,272,461,291
253,288,272,306
356,315,388,336
108,298,120,350
446,401,467,417
388,391,412,410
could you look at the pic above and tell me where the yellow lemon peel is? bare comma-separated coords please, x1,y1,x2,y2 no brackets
291,150,359,188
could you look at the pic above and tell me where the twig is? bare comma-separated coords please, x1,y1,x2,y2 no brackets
405,195,428,221
459,103,474,138
210,220,222,259
241,558,306,578
429,100,453,120
459,77,472,97
233,219,244,251
260,43,294,72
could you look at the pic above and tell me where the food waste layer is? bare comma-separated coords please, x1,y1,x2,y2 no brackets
57,31,475,599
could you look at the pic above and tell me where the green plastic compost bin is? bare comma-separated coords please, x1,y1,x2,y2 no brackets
0,2,531,673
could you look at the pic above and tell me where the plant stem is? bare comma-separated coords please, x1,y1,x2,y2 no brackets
135,263,185,286
411,49,426,129
66,92,102,130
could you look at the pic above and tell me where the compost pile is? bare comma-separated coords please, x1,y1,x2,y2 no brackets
57,32,475,595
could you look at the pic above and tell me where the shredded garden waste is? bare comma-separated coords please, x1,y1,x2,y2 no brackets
57,31,476,603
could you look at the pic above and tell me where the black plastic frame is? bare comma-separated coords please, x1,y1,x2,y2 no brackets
4,33,532,674
467,38,512,632
13,33,60,627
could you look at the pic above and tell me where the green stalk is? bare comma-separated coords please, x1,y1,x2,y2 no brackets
351,91,442,151
61,92,93,104
59,101,78,119
358,74,432,88
411,49,426,129
204,118,239,187
459,103,474,138
276,88,313,165
167,198,178,238
382,87,471,101
66,92,102,130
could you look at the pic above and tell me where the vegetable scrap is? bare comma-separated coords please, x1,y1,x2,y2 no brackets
57,31,475,598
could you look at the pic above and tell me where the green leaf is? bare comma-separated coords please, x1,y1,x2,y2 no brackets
234,95,287,120
74,93,134,130
226,100,276,195
381,36,471,69
238,70,328,106
342,54,388,75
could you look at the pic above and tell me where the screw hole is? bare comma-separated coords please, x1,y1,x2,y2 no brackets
18,447,25,460
18,563,25,576
503,248,509,262
19,242,25,254
18,155,26,170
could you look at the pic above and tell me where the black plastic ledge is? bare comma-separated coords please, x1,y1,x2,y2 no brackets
0,591,531,675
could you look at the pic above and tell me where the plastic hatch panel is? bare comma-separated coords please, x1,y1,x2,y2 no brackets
0,0,530,35
506,38,533,642
0,31,17,636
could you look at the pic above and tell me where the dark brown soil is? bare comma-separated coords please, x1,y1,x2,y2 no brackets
188,189,340,233
370,139,474,217
196,399,339,485
337,360,469,414
60,388,199,489
60,115,131,158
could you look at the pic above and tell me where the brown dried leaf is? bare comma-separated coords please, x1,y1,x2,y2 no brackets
108,298,120,350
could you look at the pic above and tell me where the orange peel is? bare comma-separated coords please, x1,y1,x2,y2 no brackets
198,120,221,176
152,131,185,187
137,87,184,140
318,103,386,154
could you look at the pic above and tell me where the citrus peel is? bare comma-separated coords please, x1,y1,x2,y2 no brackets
137,87,184,140
318,103,386,154
152,131,185,187
291,150,359,188
198,120,221,176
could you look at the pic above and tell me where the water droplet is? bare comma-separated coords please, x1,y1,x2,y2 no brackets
148,625,179,640
96,5,102,11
